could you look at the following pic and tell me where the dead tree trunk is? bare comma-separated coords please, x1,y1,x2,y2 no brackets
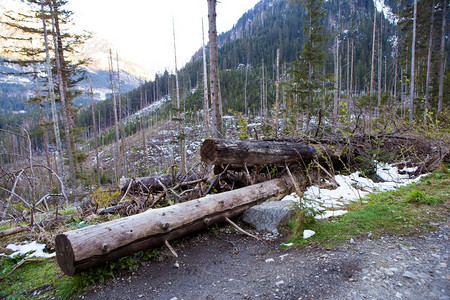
119,175,172,193
208,0,223,137
55,177,291,275
201,139,344,168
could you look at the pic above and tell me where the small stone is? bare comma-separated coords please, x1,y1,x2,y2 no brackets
382,267,394,276
279,254,289,260
275,280,284,286
402,271,418,280
138,295,143,298
349,238,355,244
395,292,402,299
272,229,279,235
170,298,178,300
389,267,399,273
174,262,180,268
265,258,275,263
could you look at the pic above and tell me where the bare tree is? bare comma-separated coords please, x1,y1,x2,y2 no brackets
369,9,377,124
275,48,280,135
409,0,417,124
333,36,339,124
116,51,126,176
201,18,210,135
40,0,65,182
173,20,186,173
89,76,101,185
207,0,223,137
424,0,435,127
377,14,382,113
50,3,76,180
437,0,446,115
108,49,122,181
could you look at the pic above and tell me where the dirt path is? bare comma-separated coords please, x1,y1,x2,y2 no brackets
82,223,449,300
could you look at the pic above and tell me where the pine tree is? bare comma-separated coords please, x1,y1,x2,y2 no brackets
286,0,328,129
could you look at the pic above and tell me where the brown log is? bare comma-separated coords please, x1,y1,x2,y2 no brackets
119,175,172,193
201,139,343,167
55,176,292,275
0,226,29,238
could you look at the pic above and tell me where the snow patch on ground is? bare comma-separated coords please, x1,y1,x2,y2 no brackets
283,162,426,220
2,241,55,258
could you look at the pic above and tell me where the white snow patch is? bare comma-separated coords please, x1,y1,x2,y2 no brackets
3,241,55,258
303,230,316,239
284,162,427,220
373,0,399,24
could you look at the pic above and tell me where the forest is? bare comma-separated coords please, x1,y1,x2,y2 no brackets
0,0,448,298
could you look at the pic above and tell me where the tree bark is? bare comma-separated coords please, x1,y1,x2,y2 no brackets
424,0,435,128
201,139,344,168
55,177,291,275
369,9,376,125
208,0,223,137
116,52,127,176
109,49,122,181
409,0,417,124
40,0,65,182
437,0,446,115
89,76,101,185
119,175,173,193
202,18,210,134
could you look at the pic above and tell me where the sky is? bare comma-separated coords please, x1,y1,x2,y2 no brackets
65,0,260,77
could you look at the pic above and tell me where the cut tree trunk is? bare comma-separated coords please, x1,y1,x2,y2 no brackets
201,139,344,168
55,177,292,275
119,175,172,193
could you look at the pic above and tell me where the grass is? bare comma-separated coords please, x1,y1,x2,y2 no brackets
0,240,162,299
0,255,61,299
288,166,449,247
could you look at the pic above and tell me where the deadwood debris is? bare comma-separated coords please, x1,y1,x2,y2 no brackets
55,176,292,275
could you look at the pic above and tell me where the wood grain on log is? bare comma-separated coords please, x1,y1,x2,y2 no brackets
0,226,29,238
201,139,343,167
55,177,292,275
119,175,172,193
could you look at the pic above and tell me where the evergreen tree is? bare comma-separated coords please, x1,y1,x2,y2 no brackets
286,0,328,128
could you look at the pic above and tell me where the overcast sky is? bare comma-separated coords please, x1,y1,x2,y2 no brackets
65,0,260,76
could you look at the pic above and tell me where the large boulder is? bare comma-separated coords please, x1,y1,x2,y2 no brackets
242,199,296,232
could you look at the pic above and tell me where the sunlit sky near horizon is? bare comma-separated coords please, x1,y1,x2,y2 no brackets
65,0,260,77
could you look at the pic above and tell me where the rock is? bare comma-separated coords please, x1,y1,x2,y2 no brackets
243,200,296,232
382,267,394,276
389,267,399,273
275,280,284,286
265,258,275,263
402,271,418,280
349,238,355,244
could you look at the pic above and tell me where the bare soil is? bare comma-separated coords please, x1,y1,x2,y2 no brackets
82,221,449,300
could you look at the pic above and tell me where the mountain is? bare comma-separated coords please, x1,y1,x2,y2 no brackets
164,0,398,114
0,58,142,114
75,0,400,133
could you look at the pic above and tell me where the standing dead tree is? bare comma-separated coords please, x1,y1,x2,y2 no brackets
208,0,223,137
0,128,67,224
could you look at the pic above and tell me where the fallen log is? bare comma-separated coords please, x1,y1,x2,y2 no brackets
119,175,172,193
55,176,292,275
0,225,29,238
201,138,344,167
